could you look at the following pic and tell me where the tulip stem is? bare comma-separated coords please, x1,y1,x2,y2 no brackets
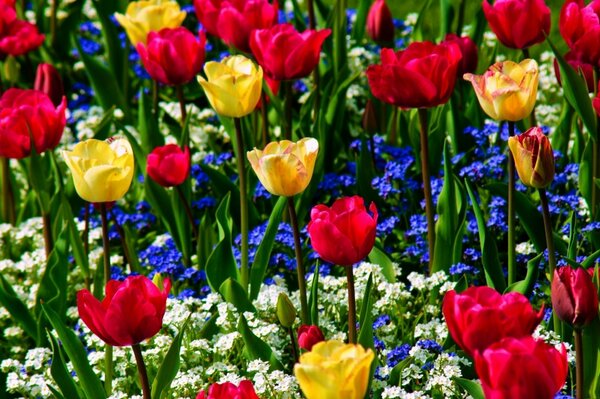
1,157,15,225
261,91,269,147
104,344,113,395
132,344,151,399
288,196,309,324
100,203,114,394
152,80,159,116
176,185,198,240
345,266,357,344
539,189,556,278
284,81,293,140
307,0,316,29
507,121,516,286
288,327,298,365
418,108,435,273
233,117,249,292
575,328,584,399
176,85,187,128
83,204,90,289
50,0,58,49
42,212,53,259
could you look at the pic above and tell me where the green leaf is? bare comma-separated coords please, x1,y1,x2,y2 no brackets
59,197,90,281
367,244,396,283
92,106,116,141
580,137,594,212
504,252,541,297
358,274,377,393
568,212,578,260
387,357,413,386
249,196,287,301
308,263,320,326
238,315,284,371
48,332,82,399
206,194,239,291
582,248,600,268
42,305,106,399
138,90,163,153
0,274,38,343
453,275,468,293
350,0,371,42
465,179,506,292
583,316,600,397
151,317,190,399
356,136,380,207
454,377,485,399
219,278,256,313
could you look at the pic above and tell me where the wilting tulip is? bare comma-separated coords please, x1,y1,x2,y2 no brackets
559,0,600,66
249,23,331,81
307,196,378,266
0,88,66,159
294,340,374,399
366,0,394,45
508,127,555,189
137,27,205,86
0,18,45,56
442,286,544,357
366,41,462,109
62,138,135,203
464,59,539,122
443,33,478,75
552,266,599,328
146,144,190,187
196,380,259,399
297,325,325,351
198,55,263,118
483,0,551,50
475,337,568,399
247,138,319,197
77,275,171,346
114,0,186,46
34,63,64,107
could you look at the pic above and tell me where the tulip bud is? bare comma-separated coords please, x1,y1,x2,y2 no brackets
297,324,325,351
508,127,555,189
34,63,64,107
551,266,599,328
146,144,190,187
366,0,394,46
3,55,19,85
276,293,297,328
362,99,379,135
443,33,478,76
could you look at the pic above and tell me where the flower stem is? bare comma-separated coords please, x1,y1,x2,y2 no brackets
100,202,113,394
307,0,315,29
261,91,269,147
42,211,53,259
83,204,90,289
284,81,293,140
288,196,309,324
176,184,198,239
507,121,516,285
176,85,187,128
418,108,435,273
233,117,249,292
104,345,113,395
132,344,151,399
1,157,15,225
575,328,584,399
50,0,58,49
345,265,357,344
152,80,159,116
288,327,298,365
539,189,556,277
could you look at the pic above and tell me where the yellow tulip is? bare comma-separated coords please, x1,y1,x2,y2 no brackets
114,0,186,46
508,127,555,188
294,340,374,399
463,59,538,122
247,138,319,197
62,138,134,203
198,55,263,118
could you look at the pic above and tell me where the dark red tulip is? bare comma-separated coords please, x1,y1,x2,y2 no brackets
442,286,544,357
443,33,478,75
307,196,378,266
196,380,259,399
137,27,205,86
0,88,66,159
297,324,325,351
475,337,568,399
250,23,331,81
366,0,394,46
560,0,600,67
366,41,462,109
594,95,600,117
551,266,599,328
34,63,64,107
147,144,191,187
482,0,550,50
77,275,171,347
193,0,278,53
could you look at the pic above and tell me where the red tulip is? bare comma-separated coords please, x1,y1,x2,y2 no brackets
443,33,478,75
594,95,600,117
193,0,278,53
147,144,191,187
551,266,599,328
442,286,544,357
553,50,595,92
250,23,331,81
475,337,568,399
0,88,66,159
366,0,394,46
196,380,259,399
77,275,171,347
137,27,205,86
482,0,550,50
0,15,44,56
34,63,64,108
366,41,462,109
307,196,378,266
560,0,600,67
297,324,325,351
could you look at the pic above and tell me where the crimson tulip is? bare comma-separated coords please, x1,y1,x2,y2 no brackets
249,23,331,81
307,196,378,266
297,324,325,351
366,0,394,46
475,337,568,399
551,266,599,328
560,0,600,67
0,16,44,56
34,63,64,108
196,380,259,399
77,275,171,347
0,88,66,159
366,41,462,109
442,286,544,357
137,27,205,86
193,0,278,53
443,33,478,75
147,144,191,187
482,0,550,50
594,95,600,117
